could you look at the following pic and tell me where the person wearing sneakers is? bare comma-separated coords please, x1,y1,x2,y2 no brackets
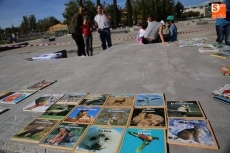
69,6,87,57
82,16,93,56
165,15,177,42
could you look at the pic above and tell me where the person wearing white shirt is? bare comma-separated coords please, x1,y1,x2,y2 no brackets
94,5,112,50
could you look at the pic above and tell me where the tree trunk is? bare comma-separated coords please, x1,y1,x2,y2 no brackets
141,0,145,22
113,0,118,28
127,0,133,27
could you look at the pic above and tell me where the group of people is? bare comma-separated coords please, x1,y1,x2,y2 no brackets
136,14,177,44
69,5,112,57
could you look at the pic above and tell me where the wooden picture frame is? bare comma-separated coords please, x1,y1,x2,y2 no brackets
103,94,135,107
119,127,167,153
39,122,89,150
167,118,219,149
78,94,110,107
129,108,166,128
11,119,59,143
134,93,165,108
0,92,15,100
63,106,102,124
0,90,37,104
219,66,230,76
55,93,87,105
27,80,57,90
38,104,77,120
22,94,64,112
93,107,133,127
166,101,206,119
212,84,230,98
74,125,125,153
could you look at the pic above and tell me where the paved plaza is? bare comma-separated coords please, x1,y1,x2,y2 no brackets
0,21,230,153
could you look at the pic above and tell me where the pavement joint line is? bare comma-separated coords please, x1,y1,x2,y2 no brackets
0,27,215,47
0,42,74,48
113,27,215,40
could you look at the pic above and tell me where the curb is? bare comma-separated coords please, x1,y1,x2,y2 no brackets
0,42,73,48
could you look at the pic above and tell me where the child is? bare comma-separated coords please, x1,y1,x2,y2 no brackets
165,15,177,42
136,21,148,43
82,16,93,56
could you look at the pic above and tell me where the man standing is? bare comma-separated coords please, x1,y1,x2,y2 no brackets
94,5,112,50
215,0,230,46
69,6,87,56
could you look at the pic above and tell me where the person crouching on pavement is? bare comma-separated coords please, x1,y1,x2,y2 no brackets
165,15,177,42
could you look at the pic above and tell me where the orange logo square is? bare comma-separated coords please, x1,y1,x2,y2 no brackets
212,4,226,19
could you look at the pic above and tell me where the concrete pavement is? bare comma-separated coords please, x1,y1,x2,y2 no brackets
0,22,230,153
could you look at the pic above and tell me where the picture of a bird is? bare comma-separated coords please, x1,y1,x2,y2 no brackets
17,125,45,138
128,131,160,153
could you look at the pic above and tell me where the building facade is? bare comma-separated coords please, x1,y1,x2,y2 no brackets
183,0,221,17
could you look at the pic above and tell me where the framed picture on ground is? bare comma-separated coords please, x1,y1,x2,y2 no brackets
129,108,166,128
119,128,167,153
39,122,88,150
166,101,205,118
11,119,59,143
104,94,135,107
167,118,218,149
75,126,124,153
134,93,165,108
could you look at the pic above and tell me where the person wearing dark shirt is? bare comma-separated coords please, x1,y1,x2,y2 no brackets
69,6,87,57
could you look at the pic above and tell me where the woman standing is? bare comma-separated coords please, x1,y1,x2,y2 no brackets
69,6,87,57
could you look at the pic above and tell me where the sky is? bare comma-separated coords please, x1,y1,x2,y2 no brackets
0,0,209,29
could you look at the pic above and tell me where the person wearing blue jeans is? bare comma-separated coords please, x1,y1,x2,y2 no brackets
216,0,230,46
94,5,112,50
98,28,112,50
165,15,177,42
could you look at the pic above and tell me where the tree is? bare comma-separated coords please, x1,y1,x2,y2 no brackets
174,1,184,20
161,0,165,19
155,0,158,15
113,0,118,27
62,0,95,25
104,3,122,27
150,0,154,15
141,0,146,22
28,14,37,30
20,16,29,33
36,16,59,32
131,0,141,25
11,25,15,33
79,0,83,6
97,0,100,6
126,0,133,26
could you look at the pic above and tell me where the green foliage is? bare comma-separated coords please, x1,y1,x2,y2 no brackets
36,16,60,32
127,0,133,26
141,0,145,22
19,14,37,33
62,0,96,26
182,11,200,19
104,3,122,28
113,0,118,27
97,0,101,6
174,1,184,19
79,0,83,6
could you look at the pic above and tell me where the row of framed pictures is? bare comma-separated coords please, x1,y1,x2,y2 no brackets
0,80,57,105
11,118,218,152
